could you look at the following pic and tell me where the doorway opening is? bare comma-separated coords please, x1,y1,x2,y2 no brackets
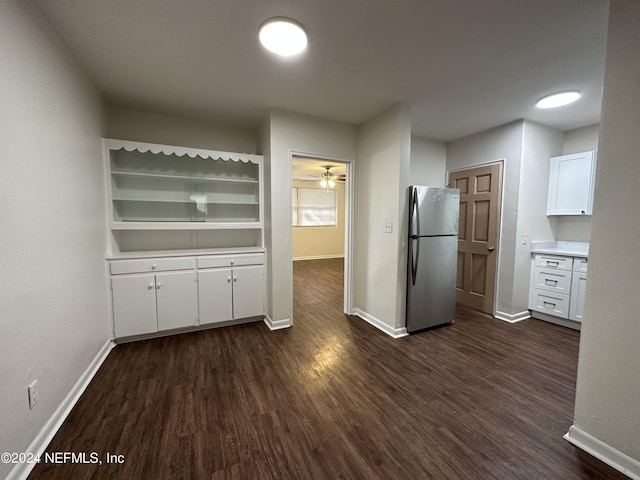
290,153,354,321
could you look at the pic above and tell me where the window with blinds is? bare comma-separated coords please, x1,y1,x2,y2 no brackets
292,187,337,227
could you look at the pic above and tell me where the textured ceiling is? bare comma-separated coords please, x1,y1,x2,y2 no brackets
33,0,609,142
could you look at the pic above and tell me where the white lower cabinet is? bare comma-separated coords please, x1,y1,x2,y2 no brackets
529,253,588,326
111,270,197,338
569,271,588,321
155,271,198,331
198,268,233,324
109,250,265,340
111,274,158,338
198,264,265,325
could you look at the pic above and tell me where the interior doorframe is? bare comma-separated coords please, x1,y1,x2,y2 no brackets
289,150,355,317
446,159,505,317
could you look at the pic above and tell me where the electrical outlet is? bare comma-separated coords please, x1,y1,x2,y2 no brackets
384,222,393,233
28,380,39,409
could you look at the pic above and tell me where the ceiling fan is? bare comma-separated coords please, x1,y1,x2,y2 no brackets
311,166,346,191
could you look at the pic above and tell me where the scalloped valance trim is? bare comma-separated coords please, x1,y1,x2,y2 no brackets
104,139,262,164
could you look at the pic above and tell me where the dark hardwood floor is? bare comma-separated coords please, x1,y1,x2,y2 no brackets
29,258,626,479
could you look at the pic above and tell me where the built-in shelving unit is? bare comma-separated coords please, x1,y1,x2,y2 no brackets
103,140,267,342
103,139,264,254
105,139,263,230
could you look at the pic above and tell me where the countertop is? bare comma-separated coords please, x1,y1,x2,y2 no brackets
530,241,589,258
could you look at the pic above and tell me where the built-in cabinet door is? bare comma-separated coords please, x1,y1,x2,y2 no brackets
547,151,596,215
156,271,198,331
112,274,157,338
198,268,233,324
569,271,588,322
232,265,265,320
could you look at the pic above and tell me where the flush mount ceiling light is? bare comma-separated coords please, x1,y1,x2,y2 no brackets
536,91,581,109
259,17,308,57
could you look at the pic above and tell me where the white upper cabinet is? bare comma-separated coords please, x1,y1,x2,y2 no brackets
547,151,596,215
104,139,263,230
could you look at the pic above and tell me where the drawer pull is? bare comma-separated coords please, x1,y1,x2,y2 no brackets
544,279,558,286
151,264,157,270
546,260,559,266
543,301,556,309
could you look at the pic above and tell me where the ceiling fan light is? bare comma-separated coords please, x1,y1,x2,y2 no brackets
259,17,307,57
536,91,581,109
319,166,335,192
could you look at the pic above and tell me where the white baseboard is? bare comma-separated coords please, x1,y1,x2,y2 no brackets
494,310,531,323
293,254,344,261
352,308,408,338
263,315,292,331
7,339,114,480
564,425,640,479
530,310,581,330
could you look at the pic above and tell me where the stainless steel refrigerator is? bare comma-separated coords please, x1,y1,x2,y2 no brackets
406,186,460,333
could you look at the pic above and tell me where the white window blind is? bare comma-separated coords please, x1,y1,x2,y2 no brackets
292,187,337,226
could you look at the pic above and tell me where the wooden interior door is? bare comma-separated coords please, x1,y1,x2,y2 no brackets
449,163,502,314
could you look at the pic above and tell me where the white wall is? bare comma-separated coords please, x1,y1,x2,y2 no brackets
516,121,563,310
263,110,357,325
570,0,640,472
107,106,258,153
556,123,601,242
292,180,345,260
446,121,525,316
0,2,109,478
563,124,600,155
410,135,447,187
355,103,411,330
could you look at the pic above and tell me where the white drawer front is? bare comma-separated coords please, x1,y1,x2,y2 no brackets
534,254,573,271
532,267,572,294
197,253,265,269
573,258,588,272
531,289,570,319
110,257,195,275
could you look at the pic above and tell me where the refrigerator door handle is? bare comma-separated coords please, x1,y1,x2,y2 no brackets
411,237,420,285
412,187,421,237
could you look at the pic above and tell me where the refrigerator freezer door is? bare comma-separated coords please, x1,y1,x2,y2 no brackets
412,186,460,237
406,235,458,332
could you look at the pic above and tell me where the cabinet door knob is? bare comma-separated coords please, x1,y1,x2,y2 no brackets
148,283,154,289
156,282,162,289
230,260,234,265
227,277,231,282
234,276,237,282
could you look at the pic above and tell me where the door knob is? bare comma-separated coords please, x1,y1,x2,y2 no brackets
487,246,495,252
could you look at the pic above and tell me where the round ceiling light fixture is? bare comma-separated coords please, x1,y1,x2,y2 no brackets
536,91,581,109
259,17,308,57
